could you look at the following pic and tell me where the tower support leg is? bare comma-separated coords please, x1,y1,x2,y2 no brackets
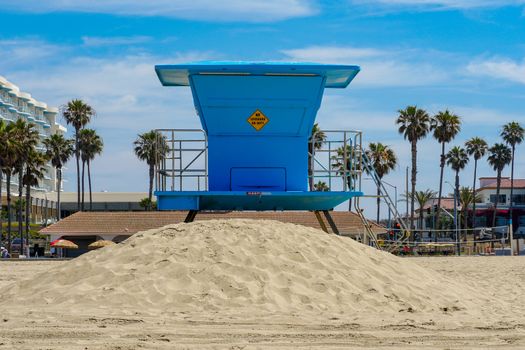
323,210,340,235
314,211,329,233
184,210,198,223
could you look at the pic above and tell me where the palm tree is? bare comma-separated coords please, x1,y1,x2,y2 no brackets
139,197,157,211
416,189,436,229
331,144,359,210
501,122,524,225
458,187,482,230
133,131,169,211
62,99,95,212
23,150,47,245
43,134,74,221
404,189,436,230
396,106,431,231
487,143,512,227
309,123,326,191
0,120,9,244
1,122,19,253
465,137,488,227
446,146,469,208
313,181,329,191
12,120,39,256
430,110,461,228
366,142,397,222
79,129,103,211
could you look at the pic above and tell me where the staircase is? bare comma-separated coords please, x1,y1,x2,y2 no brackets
359,150,411,252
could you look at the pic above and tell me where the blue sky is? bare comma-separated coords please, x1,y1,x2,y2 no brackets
1,0,524,217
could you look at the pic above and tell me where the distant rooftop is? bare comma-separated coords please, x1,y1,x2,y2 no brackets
479,177,525,190
46,192,148,203
40,211,385,236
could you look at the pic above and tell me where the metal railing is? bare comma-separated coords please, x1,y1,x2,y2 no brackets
155,129,208,192
309,130,363,194
308,130,409,249
153,128,407,250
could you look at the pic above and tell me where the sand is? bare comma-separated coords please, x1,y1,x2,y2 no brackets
1,219,524,349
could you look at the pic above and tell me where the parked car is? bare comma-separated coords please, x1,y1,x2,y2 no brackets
10,238,28,253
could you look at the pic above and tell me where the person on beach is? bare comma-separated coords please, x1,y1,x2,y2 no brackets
1,247,10,259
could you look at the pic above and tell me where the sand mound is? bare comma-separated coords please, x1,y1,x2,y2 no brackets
1,219,485,317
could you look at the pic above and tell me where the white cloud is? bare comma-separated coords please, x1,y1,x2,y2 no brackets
282,46,387,61
0,38,66,70
282,45,449,87
351,0,525,10
82,36,153,47
446,106,522,126
466,57,525,85
4,40,214,192
0,0,317,22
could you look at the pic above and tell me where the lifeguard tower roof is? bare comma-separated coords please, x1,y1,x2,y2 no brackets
153,61,362,212
155,61,360,88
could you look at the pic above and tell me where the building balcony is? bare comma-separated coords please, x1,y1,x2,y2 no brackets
0,113,12,122
1,98,14,107
18,109,31,116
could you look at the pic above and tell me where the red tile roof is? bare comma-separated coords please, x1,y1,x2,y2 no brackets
420,198,458,211
40,211,386,236
479,178,525,190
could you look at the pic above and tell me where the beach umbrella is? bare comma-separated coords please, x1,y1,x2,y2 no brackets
50,239,78,249
88,240,115,250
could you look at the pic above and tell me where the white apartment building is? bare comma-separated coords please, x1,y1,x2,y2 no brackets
0,75,67,218
475,177,525,208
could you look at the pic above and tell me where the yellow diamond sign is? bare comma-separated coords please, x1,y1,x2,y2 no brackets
247,109,269,131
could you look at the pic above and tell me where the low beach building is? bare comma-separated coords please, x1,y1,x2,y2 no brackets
44,192,148,218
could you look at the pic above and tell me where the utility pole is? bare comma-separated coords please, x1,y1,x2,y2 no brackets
448,180,460,256
405,166,409,219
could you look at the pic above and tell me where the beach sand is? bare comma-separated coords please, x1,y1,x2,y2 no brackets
1,219,524,349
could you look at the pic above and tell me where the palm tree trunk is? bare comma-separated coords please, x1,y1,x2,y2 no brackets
509,145,515,229
81,160,85,211
18,168,23,256
148,163,154,211
0,169,3,243
472,158,478,228
6,172,12,253
57,168,62,221
376,182,381,223
75,130,80,212
25,181,30,255
493,169,502,227
88,160,93,211
410,140,417,234
435,142,446,229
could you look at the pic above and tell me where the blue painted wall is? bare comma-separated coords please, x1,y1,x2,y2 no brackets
189,74,326,192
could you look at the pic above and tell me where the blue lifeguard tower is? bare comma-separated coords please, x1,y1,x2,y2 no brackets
154,62,363,228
